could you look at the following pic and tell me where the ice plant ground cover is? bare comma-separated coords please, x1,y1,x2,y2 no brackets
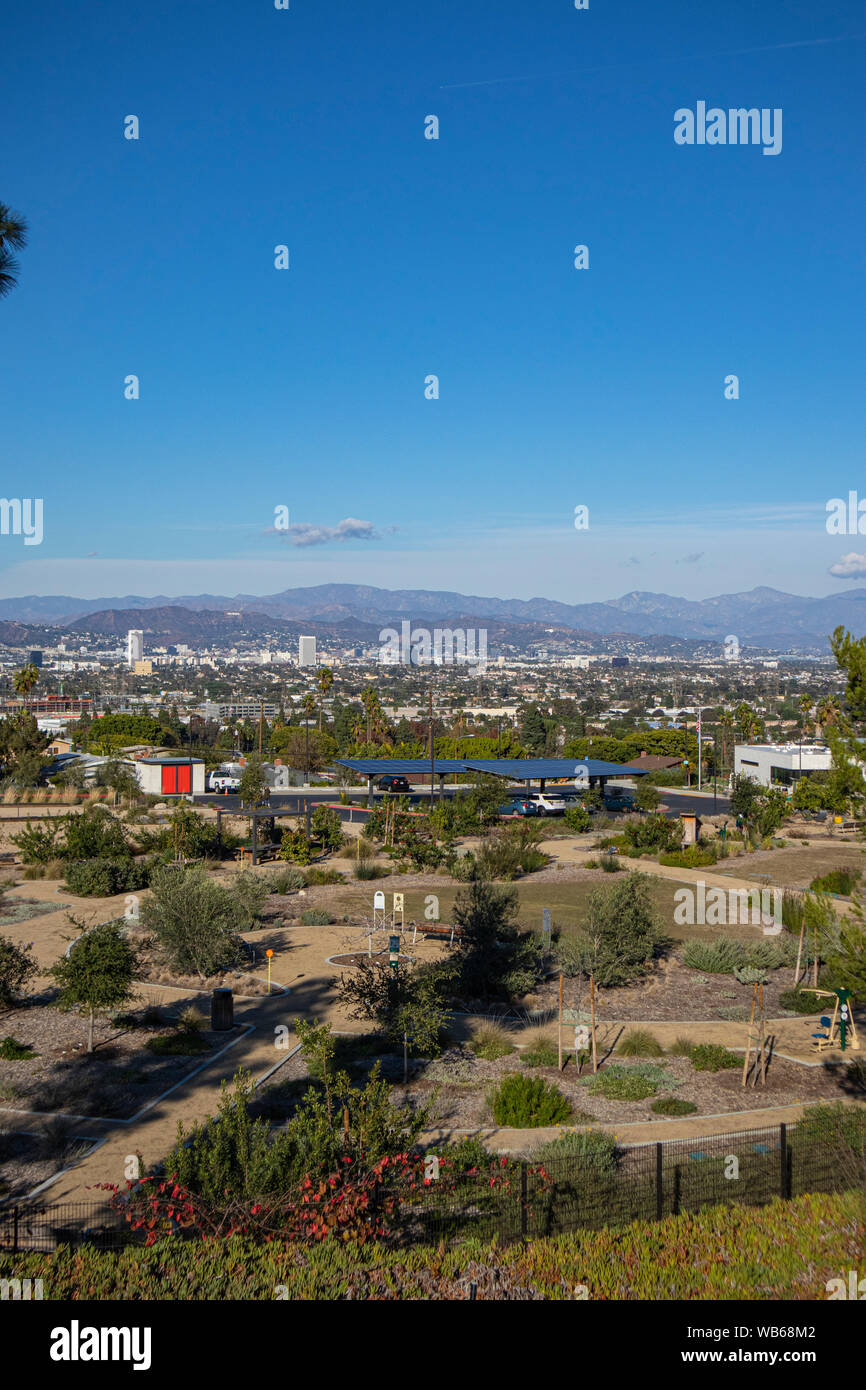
1,1191,862,1300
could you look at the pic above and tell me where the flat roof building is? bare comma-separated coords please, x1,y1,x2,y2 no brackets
734,743,831,788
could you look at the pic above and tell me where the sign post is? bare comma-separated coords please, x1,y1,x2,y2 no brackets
265,948,274,995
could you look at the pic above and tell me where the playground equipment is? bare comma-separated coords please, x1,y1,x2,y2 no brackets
362,891,409,957
802,987,860,1052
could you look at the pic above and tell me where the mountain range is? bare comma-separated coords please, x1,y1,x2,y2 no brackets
0,584,862,652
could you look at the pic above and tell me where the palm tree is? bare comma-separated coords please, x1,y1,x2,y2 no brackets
317,667,334,732
360,688,381,745
815,695,840,736
13,663,39,707
0,203,28,300
718,709,734,775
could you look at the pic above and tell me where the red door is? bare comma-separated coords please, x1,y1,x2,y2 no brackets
176,764,191,794
161,766,178,794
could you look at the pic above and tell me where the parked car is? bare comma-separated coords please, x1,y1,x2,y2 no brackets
499,797,539,817
603,788,635,812
532,790,569,815
376,775,411,794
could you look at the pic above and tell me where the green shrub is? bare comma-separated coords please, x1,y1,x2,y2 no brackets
520,1039,560,1068
779,989,822,1014
533,1128,617,1169
584,858,599,869
810,867,861,896
304,868,345,886
659,844,718,869
688,1043,741,1072
651,1097,697,1116
354,862,380,880
587,1071,657,1101
563,805,591,833
667,1036,698,1056
64,857,150,897
266,867,307,895
617,1030,664,1057
0,1036,35,1060
489,1072,572,1127
300,908,335,925
470,1022,514,1060
600,854,622,872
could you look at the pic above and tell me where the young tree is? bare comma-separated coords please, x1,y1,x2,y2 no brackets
50,920,137,1051
580,872,665,988
238,754,270,808
337,959,450,1056
0,933,37,1008
451,878,542,1001
634,780,661,812
140,864,243,981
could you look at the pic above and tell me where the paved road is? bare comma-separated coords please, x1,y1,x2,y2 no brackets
196,783,731,821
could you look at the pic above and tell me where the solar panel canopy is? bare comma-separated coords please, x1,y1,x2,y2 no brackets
335,758,646,778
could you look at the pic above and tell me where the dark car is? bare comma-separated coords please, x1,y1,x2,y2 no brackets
499,797,539,817
376,775,411,794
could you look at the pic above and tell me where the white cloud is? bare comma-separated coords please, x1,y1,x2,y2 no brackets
828,552,866,578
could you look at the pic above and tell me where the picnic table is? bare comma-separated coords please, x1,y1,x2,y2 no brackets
412,922,463,945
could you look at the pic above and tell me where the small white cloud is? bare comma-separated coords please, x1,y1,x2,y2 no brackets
267,517,390,548
829,552,866,578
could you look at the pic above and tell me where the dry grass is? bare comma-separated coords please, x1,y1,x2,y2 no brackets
469,1020,515,1059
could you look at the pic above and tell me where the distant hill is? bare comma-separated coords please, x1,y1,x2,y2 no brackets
0,583,863,651
62,606,381,646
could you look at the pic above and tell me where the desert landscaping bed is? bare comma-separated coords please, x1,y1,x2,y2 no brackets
0,1003,234,1119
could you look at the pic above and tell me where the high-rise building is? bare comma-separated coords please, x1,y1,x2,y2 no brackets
298,635,317,667
127,630,144,668
28,650,43,668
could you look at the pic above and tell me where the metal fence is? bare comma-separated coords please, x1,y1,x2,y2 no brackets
1,1118,862,1254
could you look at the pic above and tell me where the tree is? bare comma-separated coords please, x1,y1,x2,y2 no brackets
0,710,50,786
0,202,28,300
50,920,137,1052
12,664,39,706
337,959,450,1056
634,780,661,812
0,933,37,1008
451,878,543,1001
140,864,244,981
580,872,664,988
317,667,334,732
238,754,270,808
301,694,317,778
730,773,761,823
520,704,547,755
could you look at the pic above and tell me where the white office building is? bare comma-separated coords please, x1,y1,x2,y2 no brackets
734,743,832,789
298,635,317,667
126,629,144,668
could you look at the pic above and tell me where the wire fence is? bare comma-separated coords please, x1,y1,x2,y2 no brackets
1,1117,862,1254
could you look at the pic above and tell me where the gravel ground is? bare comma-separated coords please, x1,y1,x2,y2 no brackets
533,954,808,1023
0,1004,232,1120
386,1045,853,1130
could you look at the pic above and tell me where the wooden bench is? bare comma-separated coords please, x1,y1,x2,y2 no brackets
412,922,463,945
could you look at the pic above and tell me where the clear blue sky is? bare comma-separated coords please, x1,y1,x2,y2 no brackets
1,0,864,603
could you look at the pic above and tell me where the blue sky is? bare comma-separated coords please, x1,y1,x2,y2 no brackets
1,0,865,604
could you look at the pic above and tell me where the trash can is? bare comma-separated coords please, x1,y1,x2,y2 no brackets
211,988,234,1031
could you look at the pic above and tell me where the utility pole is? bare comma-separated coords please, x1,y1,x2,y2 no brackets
258,699,263,756
429,679,435,805
697,708,702,792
